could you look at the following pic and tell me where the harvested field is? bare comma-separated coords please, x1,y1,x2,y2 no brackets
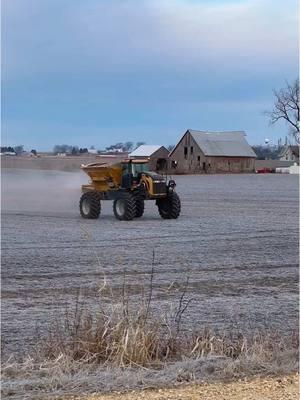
0,154,125,171
1,170,299,356
1,170,299,398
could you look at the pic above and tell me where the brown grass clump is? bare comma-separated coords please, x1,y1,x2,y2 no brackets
36,271,299,369
190,327,299,361
41,300,169,367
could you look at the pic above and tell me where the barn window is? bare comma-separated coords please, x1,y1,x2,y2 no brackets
197,156,200,162
184,146,188,159
191,146,194,154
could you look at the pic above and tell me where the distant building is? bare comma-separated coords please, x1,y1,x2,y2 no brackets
129,145,169,172
88,149,98,155
100,150,128,156
279,145,299,164
169,130,256,173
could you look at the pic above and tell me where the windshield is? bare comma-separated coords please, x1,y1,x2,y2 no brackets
132,163,149,176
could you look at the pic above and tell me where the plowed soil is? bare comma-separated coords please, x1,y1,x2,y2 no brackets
1,170,299,356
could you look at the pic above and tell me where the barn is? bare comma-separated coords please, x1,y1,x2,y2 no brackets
169,130,256,173
129,145,169,172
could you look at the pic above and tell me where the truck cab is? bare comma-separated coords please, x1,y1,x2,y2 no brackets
121,159,150,188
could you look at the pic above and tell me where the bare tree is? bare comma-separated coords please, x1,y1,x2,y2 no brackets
14,145,24,155
266,79,299,144
123,141,134,151
136,141,146,148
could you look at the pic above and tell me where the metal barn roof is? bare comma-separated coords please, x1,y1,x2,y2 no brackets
188,130,257,157
129,145,164,157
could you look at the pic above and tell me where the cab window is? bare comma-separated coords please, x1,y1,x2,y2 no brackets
122,163,130,175
132,163,149,176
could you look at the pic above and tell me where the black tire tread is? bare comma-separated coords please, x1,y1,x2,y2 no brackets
157,191,181,219
134,198,145,218
79,191,101,219
113,192,136,221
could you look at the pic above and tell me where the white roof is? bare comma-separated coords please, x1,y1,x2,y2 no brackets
129,145,162,157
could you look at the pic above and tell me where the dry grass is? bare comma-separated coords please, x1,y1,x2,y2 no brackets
2,267,299,399
40,308,298,367
40,299,168,367
2,327,298,400
33,272,299,370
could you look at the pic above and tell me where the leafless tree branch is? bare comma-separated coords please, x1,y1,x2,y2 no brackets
266,79,300,144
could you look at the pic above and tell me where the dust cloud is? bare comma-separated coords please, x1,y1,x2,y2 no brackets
1,169,85,214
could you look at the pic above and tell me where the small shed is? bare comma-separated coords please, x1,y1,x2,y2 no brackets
129,145,169,172
169,130,256,173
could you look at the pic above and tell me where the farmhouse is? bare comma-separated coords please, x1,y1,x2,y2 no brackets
169,130,256,173
129,145,169,171
279,145,299,164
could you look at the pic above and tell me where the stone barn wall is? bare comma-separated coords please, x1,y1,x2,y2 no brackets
169,131,206,173
205,156,255,173
169,131,255,174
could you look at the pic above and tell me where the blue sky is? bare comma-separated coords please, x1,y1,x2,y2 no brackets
2,0,299,151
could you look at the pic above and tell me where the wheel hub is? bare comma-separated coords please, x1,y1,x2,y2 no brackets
82,199,90,215
115,199,125,216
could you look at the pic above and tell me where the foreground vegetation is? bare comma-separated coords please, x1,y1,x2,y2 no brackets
2,270,299,399
37,292,298,369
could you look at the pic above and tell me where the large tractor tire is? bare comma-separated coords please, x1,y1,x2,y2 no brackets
79,191,101,219
113,193,136,221
134,197,145,218
157,191,181,219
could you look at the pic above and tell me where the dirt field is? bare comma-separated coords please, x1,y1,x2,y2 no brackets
1,154,124,171
60,374,299,400
1,170,299,399
1,170,299,357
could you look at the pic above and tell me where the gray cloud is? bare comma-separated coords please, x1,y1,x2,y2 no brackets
3,0,298,81
2,0,299,148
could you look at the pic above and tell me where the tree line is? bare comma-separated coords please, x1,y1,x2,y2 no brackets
0,145,26,154
52,142,146,154
1,142,175,155
251,145,285,160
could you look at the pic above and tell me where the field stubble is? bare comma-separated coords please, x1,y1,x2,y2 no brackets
1,170,299,399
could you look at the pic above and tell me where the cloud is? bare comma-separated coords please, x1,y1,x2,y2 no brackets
3,0,298,81
2,0,299,147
